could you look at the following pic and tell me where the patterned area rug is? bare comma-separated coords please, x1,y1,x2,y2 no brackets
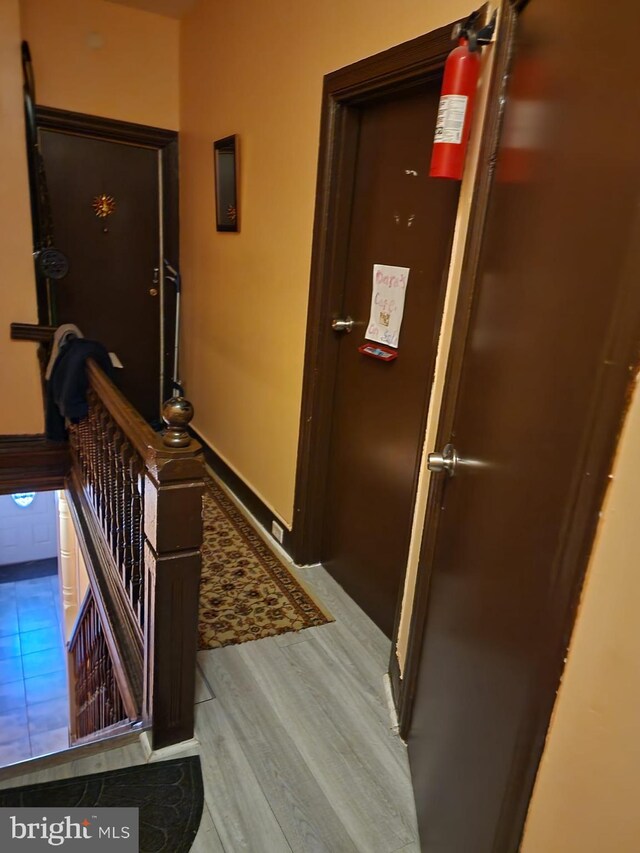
199,480,332,650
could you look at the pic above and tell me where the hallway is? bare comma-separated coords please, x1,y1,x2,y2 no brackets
0,561,419,852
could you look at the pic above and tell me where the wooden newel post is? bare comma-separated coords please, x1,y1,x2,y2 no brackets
143,397,205,749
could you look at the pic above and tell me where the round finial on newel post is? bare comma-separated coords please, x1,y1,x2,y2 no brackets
162,396,194,448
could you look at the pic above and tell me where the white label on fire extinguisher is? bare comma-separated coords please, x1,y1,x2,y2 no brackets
434,94,468,144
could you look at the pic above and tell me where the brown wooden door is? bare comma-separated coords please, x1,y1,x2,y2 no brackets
40,130,161,422
407,0,640,850
322,84,460,637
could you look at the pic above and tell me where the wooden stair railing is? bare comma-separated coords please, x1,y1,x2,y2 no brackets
68,587,132,743
9,322,206,750
64,360,206,750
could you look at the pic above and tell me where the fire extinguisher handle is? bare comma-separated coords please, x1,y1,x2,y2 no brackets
475,10,498,48
458,8,481,39
454,8,497,53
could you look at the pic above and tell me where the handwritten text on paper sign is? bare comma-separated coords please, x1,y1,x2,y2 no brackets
365,264,410,349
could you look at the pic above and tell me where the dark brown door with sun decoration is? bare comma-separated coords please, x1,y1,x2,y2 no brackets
39,129,162,422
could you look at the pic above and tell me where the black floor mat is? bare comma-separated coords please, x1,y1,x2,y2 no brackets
0,755,203,853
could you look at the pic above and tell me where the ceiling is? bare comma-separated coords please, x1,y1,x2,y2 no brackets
104,0,197,19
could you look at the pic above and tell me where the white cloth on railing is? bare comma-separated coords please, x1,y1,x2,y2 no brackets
45,323,84,380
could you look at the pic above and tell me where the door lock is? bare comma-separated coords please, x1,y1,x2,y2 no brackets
331,316,354,333
150,266,160,297
427,443,458,476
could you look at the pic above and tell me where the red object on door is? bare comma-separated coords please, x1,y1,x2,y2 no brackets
429,38,481,180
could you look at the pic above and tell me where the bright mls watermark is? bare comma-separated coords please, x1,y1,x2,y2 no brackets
0,808,138,851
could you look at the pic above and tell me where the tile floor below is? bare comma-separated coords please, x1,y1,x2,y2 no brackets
0,571,69,766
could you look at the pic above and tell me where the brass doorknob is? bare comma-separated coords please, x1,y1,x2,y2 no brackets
149,288,159,297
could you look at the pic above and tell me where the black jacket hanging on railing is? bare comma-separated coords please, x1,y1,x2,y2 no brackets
46,338,114,441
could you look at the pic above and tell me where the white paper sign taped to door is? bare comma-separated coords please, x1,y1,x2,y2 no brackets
365,264,410,349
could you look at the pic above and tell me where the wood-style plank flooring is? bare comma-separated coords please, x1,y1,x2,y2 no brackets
0,556,419,852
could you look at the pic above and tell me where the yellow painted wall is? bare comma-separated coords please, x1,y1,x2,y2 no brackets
20,0,180,128
0,0,44,434
0,0,179,438
521,378,640,853
179,0,478,526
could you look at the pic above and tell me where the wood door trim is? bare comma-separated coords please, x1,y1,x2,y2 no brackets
400,1,640,848
36,107,177,148
395,0,518,731
34,107,179,405
292,16,470,567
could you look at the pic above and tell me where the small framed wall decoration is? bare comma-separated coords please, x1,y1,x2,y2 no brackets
213,135,239,232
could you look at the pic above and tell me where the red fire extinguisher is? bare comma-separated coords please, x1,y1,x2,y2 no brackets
429,12,496,180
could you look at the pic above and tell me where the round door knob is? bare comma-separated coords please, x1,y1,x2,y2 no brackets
427,443,458,476
331,316,354,333
149,287,159,297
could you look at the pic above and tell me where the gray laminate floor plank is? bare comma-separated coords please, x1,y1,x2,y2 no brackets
0,761,68,790
292,564,391,666
0,740,148,790
194,661,215,704
194,698,292,853
198,646,359,853
190,801,225,853
280,635,411,779
309,618,397,728
236,638,415,852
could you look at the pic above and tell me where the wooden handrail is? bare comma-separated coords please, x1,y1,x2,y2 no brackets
85,360,204,477
72,362,205,749
85,360,157,462
9,322,202,465
11,321,206,750
9,320,203,471
10,322,56,342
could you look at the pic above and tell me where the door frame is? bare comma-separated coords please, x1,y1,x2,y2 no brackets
400,0,640,849
292,16,470,570
35,107,179,407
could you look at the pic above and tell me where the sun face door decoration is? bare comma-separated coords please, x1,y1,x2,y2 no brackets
92,194,116,218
